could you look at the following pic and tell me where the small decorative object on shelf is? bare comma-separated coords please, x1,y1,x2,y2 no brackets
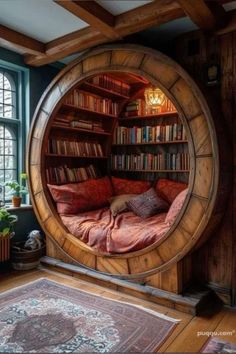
0,207,17,263
4,173,28,207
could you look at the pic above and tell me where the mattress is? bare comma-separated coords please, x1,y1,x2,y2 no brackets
61,207,170,254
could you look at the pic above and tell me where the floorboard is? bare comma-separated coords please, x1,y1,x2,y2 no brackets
0,267,236,353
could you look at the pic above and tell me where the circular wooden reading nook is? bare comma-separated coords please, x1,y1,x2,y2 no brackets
27,45,230,280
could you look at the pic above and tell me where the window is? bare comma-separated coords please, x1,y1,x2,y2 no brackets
0,64,28,203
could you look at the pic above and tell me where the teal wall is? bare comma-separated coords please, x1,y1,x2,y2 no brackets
0,47,62,242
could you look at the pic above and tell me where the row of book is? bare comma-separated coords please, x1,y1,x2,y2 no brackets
46,164,99,184
111,153,190,171
123,99,176,117
113,124,187,144
89,75,130,96
64,90,119,116
48,140,104,157
70,120,105,132
53,114,105,133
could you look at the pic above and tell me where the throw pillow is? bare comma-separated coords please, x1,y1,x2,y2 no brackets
48,176,113,214
111,176,151,196
109,194,137,216
155,178,188,204
126,188,169,219
165,189,188,226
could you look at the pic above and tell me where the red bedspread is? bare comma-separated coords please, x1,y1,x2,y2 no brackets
61,208,170,254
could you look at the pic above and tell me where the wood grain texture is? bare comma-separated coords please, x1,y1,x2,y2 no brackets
27,45,229,284
0,24,45,55
55,0,121,40
177,0,227,30
175,29,234,304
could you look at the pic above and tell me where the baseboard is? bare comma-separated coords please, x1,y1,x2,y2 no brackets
40,256,223,316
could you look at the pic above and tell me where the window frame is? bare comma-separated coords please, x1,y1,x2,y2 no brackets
0,60,29,205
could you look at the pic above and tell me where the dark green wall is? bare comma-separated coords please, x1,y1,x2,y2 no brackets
0,47,61,242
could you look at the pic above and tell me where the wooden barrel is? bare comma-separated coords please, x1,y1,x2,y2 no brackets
11,242,46,270
27,44,231,278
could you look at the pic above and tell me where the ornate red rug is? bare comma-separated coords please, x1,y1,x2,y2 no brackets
0,278,178,352
201,337,236,353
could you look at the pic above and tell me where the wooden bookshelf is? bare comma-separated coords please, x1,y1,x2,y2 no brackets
111,169,190,173
45,72,190,185
112,103,189,180
62,103,118,119
112,140,188,146
51,125,111,136
119,111,178,121
80,81,129,100
45,74,127,185
46,154,108,159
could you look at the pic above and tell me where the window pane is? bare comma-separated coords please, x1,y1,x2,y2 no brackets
0,140,3,154
5,156,16,169
4,139,14,154
0,74,3,88
4,90,12,105
3,76,11,90
0,89,3,104
4,105,12,118
0,104,3,117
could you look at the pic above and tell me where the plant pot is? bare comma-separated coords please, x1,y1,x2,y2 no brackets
12,196,22,207
11,242,46,270
0,234,11,262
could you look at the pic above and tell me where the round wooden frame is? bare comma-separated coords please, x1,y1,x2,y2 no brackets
27,45,230,278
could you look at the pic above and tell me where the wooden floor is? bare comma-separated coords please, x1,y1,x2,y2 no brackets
1,267,236,352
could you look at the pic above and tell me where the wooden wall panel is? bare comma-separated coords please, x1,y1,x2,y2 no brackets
175,30,235,304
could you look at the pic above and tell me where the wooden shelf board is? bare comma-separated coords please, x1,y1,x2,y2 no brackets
61,103,118,119
46,153,108,159
51,124,111,136
80,81,129,100
119,111,178,121
112,140,188,146
111,169,190,173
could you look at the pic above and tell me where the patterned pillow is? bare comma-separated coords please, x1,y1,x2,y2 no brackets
155,178,188,204
48,176,113,214
111,176,151,196
126,188,169,219
165,189,188,226
109,194,137,216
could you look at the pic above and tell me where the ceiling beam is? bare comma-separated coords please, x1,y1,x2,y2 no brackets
54,0,121,40
25,0,185,66
0,25,45,55
177,0,227,30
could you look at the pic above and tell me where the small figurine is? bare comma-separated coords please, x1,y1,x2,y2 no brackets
24,230,43,250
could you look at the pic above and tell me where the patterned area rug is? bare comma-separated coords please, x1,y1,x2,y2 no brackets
202,337,236,353
0,278,178,352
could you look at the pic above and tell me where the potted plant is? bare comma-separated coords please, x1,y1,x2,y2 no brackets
0,207,17,262
5,173,28,207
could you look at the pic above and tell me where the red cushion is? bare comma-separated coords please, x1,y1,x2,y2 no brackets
48,176,113,214
165,189,188,225
111,176,151,196
155,178,188,204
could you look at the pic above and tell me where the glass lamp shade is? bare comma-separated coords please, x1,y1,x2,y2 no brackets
144,87,166,108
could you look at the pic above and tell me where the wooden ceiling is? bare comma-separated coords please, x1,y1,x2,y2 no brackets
1,0,236,67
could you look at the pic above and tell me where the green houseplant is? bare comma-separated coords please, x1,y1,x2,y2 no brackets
0,207,17,262
5,173,28,207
